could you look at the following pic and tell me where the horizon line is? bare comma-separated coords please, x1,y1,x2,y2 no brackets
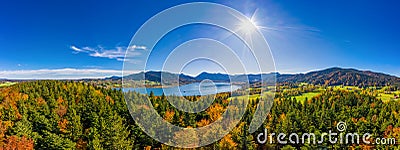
1,66,399,80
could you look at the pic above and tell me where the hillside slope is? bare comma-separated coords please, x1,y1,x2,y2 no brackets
277,67,400,86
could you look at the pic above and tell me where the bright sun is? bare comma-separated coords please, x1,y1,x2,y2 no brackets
232,9,261,38
238,18,258,34
229,9,270,49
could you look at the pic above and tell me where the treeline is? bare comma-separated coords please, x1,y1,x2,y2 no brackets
0,81,134,149
0,81,399,149
268,89,400,149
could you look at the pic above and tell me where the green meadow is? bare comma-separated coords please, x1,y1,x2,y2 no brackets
0,82,16,87
291,91,321,102
231,85,400,104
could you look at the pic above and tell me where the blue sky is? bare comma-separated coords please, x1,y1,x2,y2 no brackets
0,0,399,79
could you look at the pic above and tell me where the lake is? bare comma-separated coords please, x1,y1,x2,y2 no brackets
121,82,241,96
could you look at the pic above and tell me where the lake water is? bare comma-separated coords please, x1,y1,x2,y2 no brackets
121,82,241,96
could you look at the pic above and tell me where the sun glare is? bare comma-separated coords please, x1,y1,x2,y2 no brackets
232,9,262,38
239,18,258,34
227,8,275,49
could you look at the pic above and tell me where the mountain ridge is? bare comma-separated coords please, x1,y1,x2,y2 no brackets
118,67,400,86
2,67,399,86
276,67,400,86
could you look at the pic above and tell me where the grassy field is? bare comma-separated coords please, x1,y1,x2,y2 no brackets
333,86,360,91
292,92,321,103
331,86,400,102
371,86,400,102
229,94,261,101
376,92,399,102
0,82,17,87
229,90,320,104
228,91,274,102
232,85,400,104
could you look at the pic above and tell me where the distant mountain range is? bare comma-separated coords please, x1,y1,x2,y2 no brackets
2,67,398,86
277,67,400,86
115,67,400,86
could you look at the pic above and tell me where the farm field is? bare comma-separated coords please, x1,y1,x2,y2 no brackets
291,91,321,102
0,82,17,87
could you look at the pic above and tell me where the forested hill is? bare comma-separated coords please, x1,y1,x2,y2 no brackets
277,67,400,86
0,81,135,149
122,71,196,84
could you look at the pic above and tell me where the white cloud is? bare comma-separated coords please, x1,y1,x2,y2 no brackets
70,45,83,52
70,45,147,62
0,68,139,80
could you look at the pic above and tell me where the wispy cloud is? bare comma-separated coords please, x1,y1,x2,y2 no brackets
0,68,139,79
70,45,83,52
70,45,147,62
